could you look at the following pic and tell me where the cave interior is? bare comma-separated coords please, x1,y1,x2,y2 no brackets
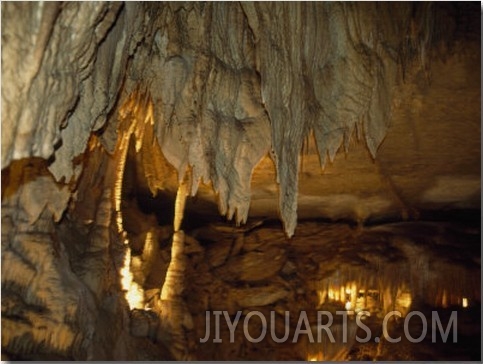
1,1,481,361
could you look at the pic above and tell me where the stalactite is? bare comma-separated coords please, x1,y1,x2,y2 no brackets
114,89,155,309
311,225,480,317
2,2,450,236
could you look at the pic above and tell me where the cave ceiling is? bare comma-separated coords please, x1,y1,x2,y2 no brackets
1,1,480,235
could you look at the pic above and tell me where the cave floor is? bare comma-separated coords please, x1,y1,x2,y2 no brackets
122,198,481,361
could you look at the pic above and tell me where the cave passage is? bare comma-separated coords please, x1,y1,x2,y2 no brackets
1,1,480,361
116,142,482,361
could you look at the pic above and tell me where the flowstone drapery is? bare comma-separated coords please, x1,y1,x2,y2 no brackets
2,2,436,236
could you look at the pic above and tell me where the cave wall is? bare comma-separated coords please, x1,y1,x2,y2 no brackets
1,1,480,360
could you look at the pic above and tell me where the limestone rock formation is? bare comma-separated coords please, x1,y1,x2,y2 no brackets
1,1,480,361
3,2,447,236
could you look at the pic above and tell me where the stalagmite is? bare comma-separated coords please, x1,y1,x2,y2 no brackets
158,176,195,360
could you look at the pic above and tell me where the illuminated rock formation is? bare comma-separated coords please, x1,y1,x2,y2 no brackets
1,2,480,361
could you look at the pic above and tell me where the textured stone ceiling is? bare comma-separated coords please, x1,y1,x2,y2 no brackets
4,2,478,236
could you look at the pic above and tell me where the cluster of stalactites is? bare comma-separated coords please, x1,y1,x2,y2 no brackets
1,2,437,236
